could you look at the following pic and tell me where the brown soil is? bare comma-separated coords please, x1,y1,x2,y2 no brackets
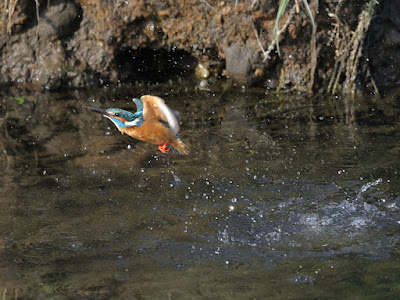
0,0,397,93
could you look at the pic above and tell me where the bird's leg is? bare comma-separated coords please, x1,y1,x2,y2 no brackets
158,142,171,153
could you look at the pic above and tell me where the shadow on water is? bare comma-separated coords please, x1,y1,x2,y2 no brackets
0,85,400,298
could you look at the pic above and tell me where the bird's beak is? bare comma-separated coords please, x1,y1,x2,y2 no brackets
85,106,109,116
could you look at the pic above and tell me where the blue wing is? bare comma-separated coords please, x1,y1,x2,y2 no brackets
133,98,144,113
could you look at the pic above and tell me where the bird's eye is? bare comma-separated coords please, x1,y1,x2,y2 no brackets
114,113,120,117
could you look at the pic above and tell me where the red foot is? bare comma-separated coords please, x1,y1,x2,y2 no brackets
158,142,171,153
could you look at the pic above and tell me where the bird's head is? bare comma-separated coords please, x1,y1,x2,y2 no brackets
87,107,142,130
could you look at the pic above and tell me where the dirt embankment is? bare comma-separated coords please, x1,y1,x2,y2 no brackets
0,0,398,93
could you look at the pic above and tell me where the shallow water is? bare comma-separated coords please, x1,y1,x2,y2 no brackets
0,85,400,299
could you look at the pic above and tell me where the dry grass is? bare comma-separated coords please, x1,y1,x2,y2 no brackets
3,0,41,35
260,0,377,95
5,0,19,34
254,6,296,63
327,0,377,96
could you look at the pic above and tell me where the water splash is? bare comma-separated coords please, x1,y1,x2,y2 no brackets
355,178,382,203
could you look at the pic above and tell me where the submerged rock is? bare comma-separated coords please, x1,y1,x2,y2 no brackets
224,43,264,85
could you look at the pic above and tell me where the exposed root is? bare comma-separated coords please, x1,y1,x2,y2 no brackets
308,0,319,93
34,0,40,39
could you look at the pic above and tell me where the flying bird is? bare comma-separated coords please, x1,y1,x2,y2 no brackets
87,95,189,155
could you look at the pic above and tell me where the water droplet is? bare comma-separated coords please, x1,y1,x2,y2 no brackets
172,173,181,182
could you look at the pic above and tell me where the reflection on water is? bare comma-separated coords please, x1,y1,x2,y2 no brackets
0,86,400,298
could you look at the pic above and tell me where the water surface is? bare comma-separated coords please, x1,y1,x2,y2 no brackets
0,86,400,299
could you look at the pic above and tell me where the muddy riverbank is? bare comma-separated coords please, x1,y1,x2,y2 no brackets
1,0,399,94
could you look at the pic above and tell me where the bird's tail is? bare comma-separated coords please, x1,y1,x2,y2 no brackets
170,139,189,155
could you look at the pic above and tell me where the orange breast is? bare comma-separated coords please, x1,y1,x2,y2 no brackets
120,120,178,145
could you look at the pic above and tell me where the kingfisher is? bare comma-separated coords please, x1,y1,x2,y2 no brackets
87,95,189,155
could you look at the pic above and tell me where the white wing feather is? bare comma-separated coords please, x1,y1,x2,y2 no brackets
141,95,180,135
